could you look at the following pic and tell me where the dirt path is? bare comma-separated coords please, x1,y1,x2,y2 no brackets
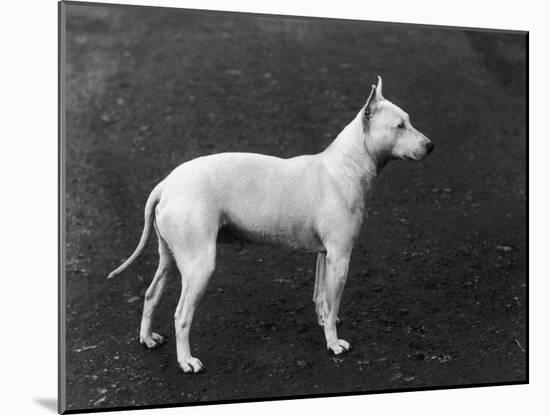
63,4,526,411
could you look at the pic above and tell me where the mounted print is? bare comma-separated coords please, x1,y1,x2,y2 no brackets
59,1,528,413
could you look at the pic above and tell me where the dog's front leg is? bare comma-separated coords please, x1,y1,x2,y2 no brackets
323,248,351,355
313,252,329,325
313,252,343,327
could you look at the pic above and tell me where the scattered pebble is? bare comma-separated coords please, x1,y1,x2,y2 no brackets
75,345,98,353
495,245,513,253
100,114,117,124
225,69,243,76
331,357,344,366
93,396,107,407
390,372,403,382
515,339,526,353
429,354,453,363
127,296,140,304
74,35,88,45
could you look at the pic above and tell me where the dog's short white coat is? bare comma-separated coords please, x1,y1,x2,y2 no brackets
108,76,433,373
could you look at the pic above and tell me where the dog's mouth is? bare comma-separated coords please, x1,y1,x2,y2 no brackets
404,149,432,161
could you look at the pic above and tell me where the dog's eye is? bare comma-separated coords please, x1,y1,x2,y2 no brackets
397,122,405,129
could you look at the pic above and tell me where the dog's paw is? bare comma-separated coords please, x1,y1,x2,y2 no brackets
327,339,351,355
140,332,165,349
179,356,204,374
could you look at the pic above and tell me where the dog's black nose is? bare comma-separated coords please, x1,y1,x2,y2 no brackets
426,141,435,154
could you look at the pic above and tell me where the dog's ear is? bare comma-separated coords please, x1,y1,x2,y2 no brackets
364,84,377,120
375,75,384,100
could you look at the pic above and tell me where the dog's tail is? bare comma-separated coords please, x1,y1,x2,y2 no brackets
107,182,163,279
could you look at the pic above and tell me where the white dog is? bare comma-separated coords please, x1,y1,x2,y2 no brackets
108,76,434,373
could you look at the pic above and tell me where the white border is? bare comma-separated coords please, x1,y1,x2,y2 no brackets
2,0,542,414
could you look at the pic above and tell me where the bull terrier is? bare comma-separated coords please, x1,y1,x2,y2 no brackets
107,76,434,373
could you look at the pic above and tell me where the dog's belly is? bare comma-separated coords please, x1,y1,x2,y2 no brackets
217,217,323,252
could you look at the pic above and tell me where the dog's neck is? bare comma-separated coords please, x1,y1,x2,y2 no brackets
323,111,387,185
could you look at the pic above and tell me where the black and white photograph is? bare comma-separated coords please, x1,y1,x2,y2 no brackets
58,1,527,412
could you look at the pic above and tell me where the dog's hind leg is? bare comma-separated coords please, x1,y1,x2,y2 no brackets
139,234,174,349
172,241,216,374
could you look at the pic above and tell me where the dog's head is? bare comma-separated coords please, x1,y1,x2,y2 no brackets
362,76,434,163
